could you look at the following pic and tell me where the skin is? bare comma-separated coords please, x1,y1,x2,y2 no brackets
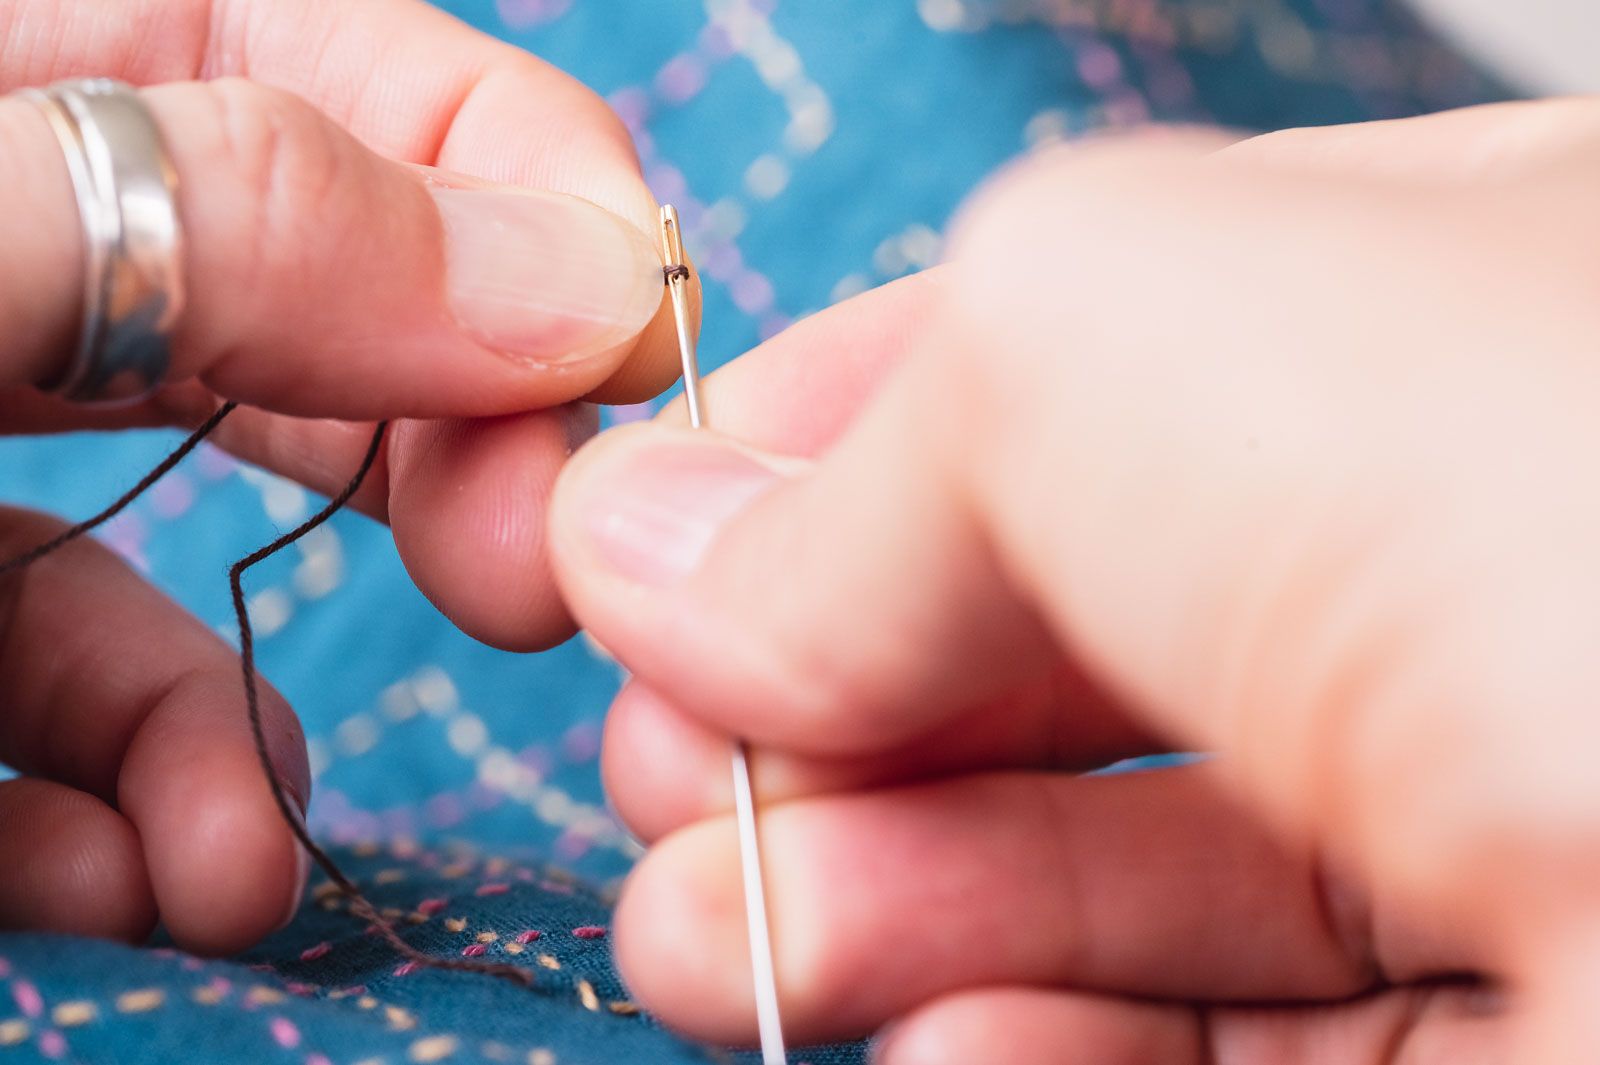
0,0,695,954
9,10,1600,1062
546,98,1600,1064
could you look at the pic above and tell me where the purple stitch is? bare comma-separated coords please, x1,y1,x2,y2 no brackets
515,930,542,944
196,444,238,480
468,782,504,812
270,1016,300,1049
554,830,592,862
516,745,554,776
699,23,736,60
461,944,488,958
655,54,708,104
12,980,42,1018
394,962,421,978
607,88,651,133
285,983,318,997
560,721,602,762
417,899,448,916
572,926,607,940
424,793,466,829
37,1029,65,1059
299,942,332,962
731,271,776,315
1076,42,1124,88
475,883,509,897
759,312,793,342
701,241,743,280
150,473,195,518
495,0,571,29
643,162,688,204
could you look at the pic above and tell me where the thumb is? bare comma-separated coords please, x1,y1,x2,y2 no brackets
0,78,684,416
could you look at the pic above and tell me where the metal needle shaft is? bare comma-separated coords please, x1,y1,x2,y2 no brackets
659,205,787,1065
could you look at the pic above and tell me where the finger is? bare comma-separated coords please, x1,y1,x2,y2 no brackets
1224,96,1600,184
603,675,1159,844
616,764,1427,1044
0,508,309,954
875,990,1196,1065
0,0,689,403
385,408,595,649
0,80,671,418
876,985,1510,1065
1517,923,1600,1065
0,778,156,942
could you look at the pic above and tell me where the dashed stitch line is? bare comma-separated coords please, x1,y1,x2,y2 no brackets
50,1002,95,1027
269,1016,300,1049
408,1034,458,1062
575,981,600,1013
114,989,164,1014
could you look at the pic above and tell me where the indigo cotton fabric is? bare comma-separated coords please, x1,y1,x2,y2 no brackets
0,2,1505,1062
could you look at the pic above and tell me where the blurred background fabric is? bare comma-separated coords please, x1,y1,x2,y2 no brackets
1406,0,1599,93
0,2,1508,1063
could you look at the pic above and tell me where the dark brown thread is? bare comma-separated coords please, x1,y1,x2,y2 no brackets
0,401,239,578
0,406,533,989
229,420,533,989
663,264,691,283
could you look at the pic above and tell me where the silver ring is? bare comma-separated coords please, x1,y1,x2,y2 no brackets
19,78,184,404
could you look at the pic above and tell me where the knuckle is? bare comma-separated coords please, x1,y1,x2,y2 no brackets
173,78,349,289
203,77,344,240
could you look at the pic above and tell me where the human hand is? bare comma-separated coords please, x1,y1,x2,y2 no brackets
0,0,692,954
551,98,1600,1063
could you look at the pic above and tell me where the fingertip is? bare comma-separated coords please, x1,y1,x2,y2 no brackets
614,819,751,1044
0,779,156,943
602,682,729,843
118,671,308,957
155,768,305,955
388,411,579,652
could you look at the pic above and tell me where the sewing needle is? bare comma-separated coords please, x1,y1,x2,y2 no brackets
659,205,788,1065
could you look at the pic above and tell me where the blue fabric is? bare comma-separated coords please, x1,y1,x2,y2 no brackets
0,2,1506,1062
